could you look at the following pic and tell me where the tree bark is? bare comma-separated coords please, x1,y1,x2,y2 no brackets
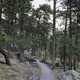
63,12,67,71
73,10,79,70
51,0,56,63
68,0,73,70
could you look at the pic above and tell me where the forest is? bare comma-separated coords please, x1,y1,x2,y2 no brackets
0,0,80,80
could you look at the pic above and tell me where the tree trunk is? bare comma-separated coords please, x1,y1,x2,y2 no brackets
73,10,79,70
50,0,56,63
73,55,76,70
68,0,73,70
63,12,67,71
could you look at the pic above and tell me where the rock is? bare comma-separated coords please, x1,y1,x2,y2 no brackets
57,70,80,80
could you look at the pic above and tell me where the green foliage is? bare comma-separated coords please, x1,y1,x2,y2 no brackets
0,32,13,47
0,33,5,44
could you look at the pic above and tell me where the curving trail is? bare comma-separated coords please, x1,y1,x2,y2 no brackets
36,60,57,80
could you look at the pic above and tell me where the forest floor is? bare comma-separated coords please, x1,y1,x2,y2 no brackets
0,58,40,80
0,57,80,80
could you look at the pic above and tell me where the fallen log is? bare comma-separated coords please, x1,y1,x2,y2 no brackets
0,48,11,65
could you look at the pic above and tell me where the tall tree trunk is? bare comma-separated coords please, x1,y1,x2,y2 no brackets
51,0,56,63
63,12,67,71
68,0,73,70
73,11,79,70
